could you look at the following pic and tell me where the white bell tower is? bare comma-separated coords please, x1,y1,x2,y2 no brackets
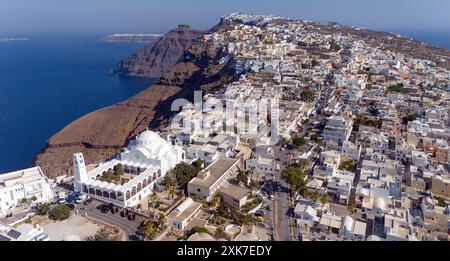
73,153,87,192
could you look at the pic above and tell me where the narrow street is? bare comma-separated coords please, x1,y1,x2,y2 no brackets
273,168,292,241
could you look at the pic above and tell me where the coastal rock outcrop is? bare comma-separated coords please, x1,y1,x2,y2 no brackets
117,24,204,78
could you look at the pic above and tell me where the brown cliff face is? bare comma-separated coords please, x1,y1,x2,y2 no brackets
117,25,204,78
35,26,235,178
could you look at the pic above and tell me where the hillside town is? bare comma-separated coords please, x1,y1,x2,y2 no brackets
1,13,449,242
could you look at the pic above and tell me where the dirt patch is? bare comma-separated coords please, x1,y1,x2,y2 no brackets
36,214,101,241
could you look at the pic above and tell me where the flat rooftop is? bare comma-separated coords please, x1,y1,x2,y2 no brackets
221,185,250,200
167,201,202,222
189,158,241,188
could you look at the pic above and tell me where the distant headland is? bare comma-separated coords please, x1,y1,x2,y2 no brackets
0,37,30,43
100,34,162,43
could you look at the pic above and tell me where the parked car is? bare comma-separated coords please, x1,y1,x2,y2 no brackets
277,185,282,192
255,210,265,216
83,197,94,205
76,194,88,204
266,204,273,211
98,204,112,213
57,192,67,204
257,222,267,228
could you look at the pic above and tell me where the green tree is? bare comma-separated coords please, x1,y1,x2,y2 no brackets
161,175,176,201
190,226,210,235
355,114,383,127
114,164,124,176
321,194,331,205
348,195,356,212
310,134,322,145
299,90,315,102
231,210,251,226
215,227,231,241
210,194,221,208
236,167,250,185
37,204,50,215
171,162,203,188
144,221,158,240
292,136,307,147
387,83,404,93
49,205,71,221
31,196,38,201
298,159,312,171
282,166,306,191
402,114,417,124
339,160,357,172
157,213,167,230
20,198,28,204
216,202,230,218
310,191,320,203
92,228,112,241
191,159,205,170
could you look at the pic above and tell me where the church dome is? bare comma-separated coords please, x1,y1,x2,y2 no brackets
136,129,166,148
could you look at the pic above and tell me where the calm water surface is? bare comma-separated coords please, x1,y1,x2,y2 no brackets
0,34,153,173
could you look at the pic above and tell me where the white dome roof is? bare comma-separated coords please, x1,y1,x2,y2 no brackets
187,233,215,241
137,130,165,145
135,130,170,153
374,197,387,210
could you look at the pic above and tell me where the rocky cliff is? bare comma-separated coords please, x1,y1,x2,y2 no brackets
35,24,234,178
116,25,204,78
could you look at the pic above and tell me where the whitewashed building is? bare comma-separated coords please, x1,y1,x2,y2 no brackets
167,197,202,230
73,130,184,208
323,116,353,145
245,156,279,176
342,141,361,161
0,167,54,217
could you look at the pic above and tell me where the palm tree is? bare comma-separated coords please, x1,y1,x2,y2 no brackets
321,194,330,205
157,213,167,230
168,186,175,203
149,193,158,208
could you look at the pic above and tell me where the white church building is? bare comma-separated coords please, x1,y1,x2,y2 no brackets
0,167,55,218
73,130,185,208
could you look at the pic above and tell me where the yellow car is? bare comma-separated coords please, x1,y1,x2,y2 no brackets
254,215,265,222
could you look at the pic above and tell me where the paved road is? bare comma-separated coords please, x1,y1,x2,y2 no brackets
79,208,133,240
273,170,293,241
76,201,143,241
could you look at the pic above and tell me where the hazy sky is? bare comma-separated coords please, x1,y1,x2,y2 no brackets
1,0,449,34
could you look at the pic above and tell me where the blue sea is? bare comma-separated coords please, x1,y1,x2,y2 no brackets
0,34,154,173
397,31,450,49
